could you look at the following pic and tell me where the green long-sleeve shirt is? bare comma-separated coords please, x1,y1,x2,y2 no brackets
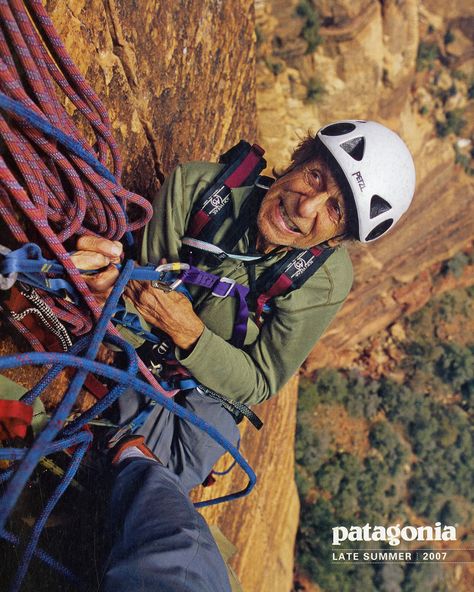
141,162,353,405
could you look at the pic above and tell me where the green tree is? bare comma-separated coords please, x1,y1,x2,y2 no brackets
306,368,349,405
316,461,344,495
439,499,463,524
402,561,448,592
370,422,407,475
436,109,466,137
347,372,381,417
435,343,474,391
416,42,439,71
295,422,330,474
461,379,474,412
295,0,322,54
305,76,325,104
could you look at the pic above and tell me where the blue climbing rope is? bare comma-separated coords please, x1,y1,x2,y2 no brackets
0,259,256,590
0,92,116,183
0,350,257,508
212,438,240,476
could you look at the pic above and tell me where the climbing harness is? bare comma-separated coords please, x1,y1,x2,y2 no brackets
199,386,263,430
0,3,256,591
180,140,336,328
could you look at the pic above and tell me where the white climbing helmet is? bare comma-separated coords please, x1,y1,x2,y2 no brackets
316,120,416,242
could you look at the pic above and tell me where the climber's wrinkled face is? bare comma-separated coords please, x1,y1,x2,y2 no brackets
256,156,348,252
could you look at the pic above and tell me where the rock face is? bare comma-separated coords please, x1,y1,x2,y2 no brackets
255,0,474,373
27,2,298,591
46,0,257,193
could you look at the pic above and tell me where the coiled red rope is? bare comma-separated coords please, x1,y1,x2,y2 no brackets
0,0,154,334
0,1,169,390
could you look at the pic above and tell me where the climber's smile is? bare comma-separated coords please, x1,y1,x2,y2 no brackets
256,157,348,252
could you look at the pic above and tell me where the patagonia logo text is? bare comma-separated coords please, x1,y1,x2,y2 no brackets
332,523,457,547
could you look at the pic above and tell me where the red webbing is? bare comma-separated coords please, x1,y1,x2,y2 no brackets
188,210,211,238
254,274,293,325
0,400,33,440
225,144,265,188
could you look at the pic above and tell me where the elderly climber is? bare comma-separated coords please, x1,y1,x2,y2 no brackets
73,120,416,493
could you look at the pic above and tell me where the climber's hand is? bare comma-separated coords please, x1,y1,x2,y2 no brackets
124,280,204,351
70,236,123,306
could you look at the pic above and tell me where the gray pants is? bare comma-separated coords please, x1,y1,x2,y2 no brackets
101,458,232,592
115,387,240,494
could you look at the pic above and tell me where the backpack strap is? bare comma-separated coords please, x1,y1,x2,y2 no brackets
217,176,273,253
182,178,272,266
183,141,335,330
187,141,266,244
253,246,335,326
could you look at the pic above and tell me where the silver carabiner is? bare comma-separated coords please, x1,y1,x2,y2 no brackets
0,245,18,290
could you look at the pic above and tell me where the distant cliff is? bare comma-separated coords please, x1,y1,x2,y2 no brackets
256,0,474,372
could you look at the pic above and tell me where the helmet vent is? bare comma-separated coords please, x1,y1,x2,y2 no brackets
365,218,393,241
340,137,365,161
370,195,392,218
320,122,356,136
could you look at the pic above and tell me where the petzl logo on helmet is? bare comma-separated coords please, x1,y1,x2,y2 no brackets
352,171,366,191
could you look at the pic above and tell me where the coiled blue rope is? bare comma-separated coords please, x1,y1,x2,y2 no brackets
0,528,79,584
0,260,135,591
212,438,240,476
0,92,116,183
0,260,134,533
9,432,91,592
0,351,257,508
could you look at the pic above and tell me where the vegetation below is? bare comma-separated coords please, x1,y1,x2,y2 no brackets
295,0,322,55
304,76,326,104
295,277,474,591
414,23,473,176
